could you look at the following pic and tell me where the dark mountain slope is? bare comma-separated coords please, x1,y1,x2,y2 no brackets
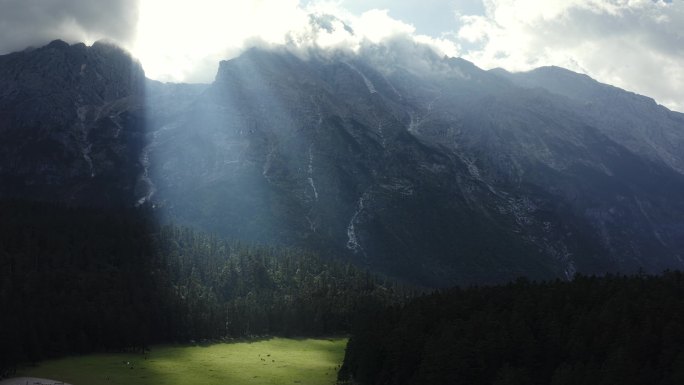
149,50,569,285
0,40,147,205
1,42,683,286
492,66,684,174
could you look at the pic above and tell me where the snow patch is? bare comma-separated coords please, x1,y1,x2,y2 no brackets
379,178,414,196
347,192,369,254
498,196,537,226
134,124,172,207
307,145,318,201
76,106,95,178
407,93,440,134
305,215,317,232
462,156,481,180
346,63,377,94
136,141,156,206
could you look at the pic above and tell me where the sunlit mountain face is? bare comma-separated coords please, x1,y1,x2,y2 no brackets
1,38,684,287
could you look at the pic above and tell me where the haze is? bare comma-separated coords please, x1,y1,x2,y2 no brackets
0,0,681,112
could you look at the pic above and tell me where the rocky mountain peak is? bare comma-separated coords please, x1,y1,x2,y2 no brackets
0,40,148,206
2,41,684,286
46,39,71,50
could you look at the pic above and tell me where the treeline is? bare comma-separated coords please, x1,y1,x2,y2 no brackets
339,274,684,385
152,226,411,339
0,201,409,377
0,201,162,372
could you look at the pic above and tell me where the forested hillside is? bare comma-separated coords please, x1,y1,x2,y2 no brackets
0,201,409,377
339,273,684,385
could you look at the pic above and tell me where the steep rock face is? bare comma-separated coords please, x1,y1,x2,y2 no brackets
147,51,556,284
382,59,684,278
1,42,683,286
146,49,684,285
493,66,684,174
0,40,147,205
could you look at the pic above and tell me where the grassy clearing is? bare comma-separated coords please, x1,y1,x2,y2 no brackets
16,337,347,385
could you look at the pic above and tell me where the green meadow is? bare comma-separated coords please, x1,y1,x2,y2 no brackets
16,338,347,385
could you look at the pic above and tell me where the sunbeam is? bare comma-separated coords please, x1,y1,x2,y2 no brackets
133,0,307,82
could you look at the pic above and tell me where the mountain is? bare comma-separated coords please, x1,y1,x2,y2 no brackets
1,40,683,286
0,39,205,206
491,65,684,174
0,39,149,206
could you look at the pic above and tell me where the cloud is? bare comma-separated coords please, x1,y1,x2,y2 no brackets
455,0,684,111
0,0,139,53
133,0,459,83
133,0,683,112
335,0,473,37
2,0,679,112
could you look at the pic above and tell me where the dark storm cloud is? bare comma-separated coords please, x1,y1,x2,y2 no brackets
0,0,139,54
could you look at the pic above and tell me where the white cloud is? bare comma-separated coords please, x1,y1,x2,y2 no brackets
355,9,415,43
5,0,673,111
133,0,309,82
0,0,138,54
133,0,459,83
455,0,684,111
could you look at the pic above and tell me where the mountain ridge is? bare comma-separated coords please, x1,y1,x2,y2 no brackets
1,40,683,286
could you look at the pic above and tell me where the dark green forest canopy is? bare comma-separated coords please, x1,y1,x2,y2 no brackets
4,201,684,385
0,201,410,377
339,273,684,385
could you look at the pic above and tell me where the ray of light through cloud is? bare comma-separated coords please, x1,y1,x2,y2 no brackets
128,0,684,111
133,0,307,82
132,0,459,83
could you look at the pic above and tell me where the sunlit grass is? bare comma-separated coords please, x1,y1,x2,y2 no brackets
16,337,347,385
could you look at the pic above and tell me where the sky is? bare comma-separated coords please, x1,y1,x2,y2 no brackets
0,0,682,111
